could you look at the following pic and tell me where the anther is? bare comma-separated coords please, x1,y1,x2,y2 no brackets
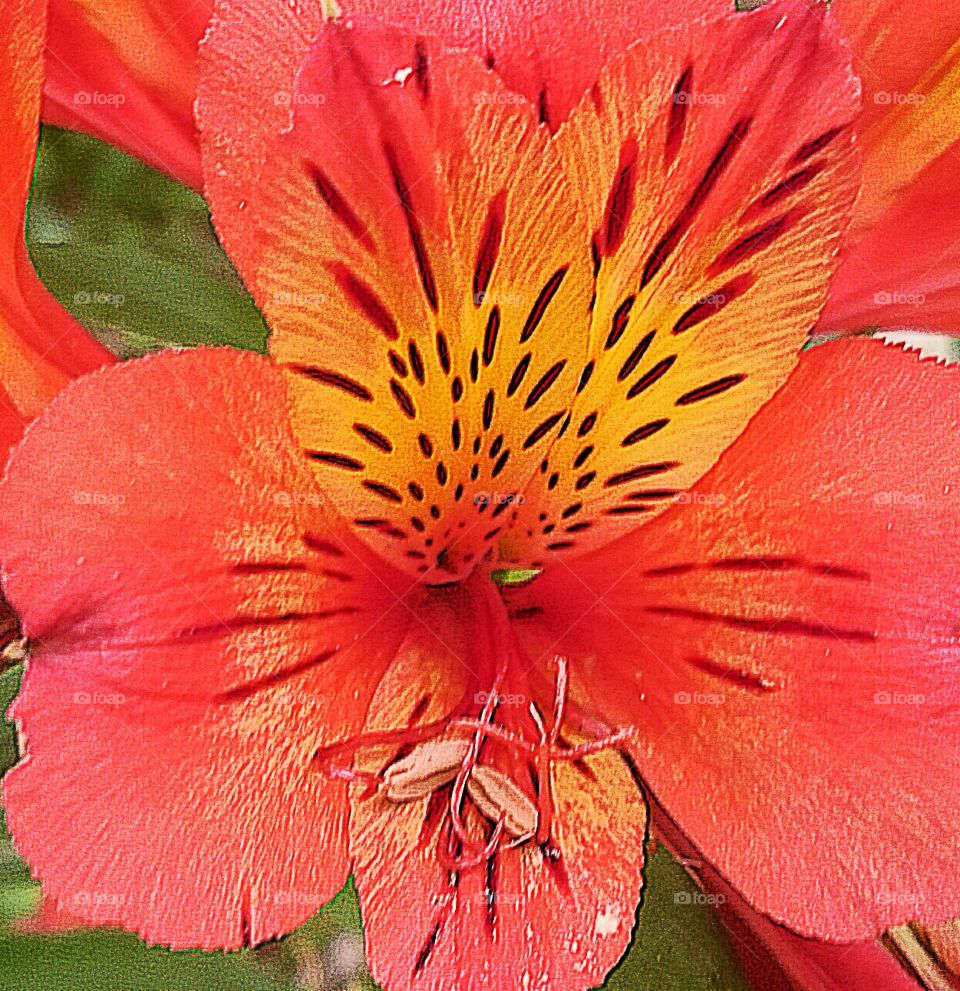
467,765,538,839
381,738,470,803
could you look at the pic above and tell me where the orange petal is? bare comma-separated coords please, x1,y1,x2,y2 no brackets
0,0,113,452
818,0,960,332
819,143,960,334
509,0,860,562
43,0,210,186
0,348,409,948
833,0,960,234
207,20,595,581
348,586,648,991
196,0,719,277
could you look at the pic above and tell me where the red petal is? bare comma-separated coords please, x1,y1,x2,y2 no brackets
43,0,210,186
348,583,648,991
818,0,960,333
0,348,410,949
509,337,960,939
651,804,920,991
346,0,713,130
0,0,113,453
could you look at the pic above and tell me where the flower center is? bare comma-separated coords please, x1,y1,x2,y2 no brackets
313,656,631,873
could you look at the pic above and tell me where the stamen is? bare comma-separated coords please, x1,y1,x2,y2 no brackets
467,766,538,838
381,738,469,802
315,648,632,881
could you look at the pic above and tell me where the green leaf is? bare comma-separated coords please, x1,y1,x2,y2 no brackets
0,665,36,930
0,932,291,991
28,127,268,357
0,883,38,927
603,845,751,990
0,665,21,777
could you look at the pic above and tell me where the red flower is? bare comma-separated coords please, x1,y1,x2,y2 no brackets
4,1,960,990
41,0,960,342
818,0,960,333
42,0,213,187
0,0,112,455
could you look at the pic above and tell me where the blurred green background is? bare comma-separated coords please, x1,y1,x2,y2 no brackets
0,126,759,990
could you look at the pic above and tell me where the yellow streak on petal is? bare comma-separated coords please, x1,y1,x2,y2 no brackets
856,43,960,232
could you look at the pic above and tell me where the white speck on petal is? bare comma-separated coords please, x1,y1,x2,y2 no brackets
383,66,413,87
594,905,621,937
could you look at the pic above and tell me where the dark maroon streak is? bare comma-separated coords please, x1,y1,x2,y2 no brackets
645,604,876,642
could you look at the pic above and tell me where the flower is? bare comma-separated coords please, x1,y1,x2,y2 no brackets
0,0,112,455
818,0,960,333
41,0,960,341
4,2,960,991
42,0,212,187
651,802,922,991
